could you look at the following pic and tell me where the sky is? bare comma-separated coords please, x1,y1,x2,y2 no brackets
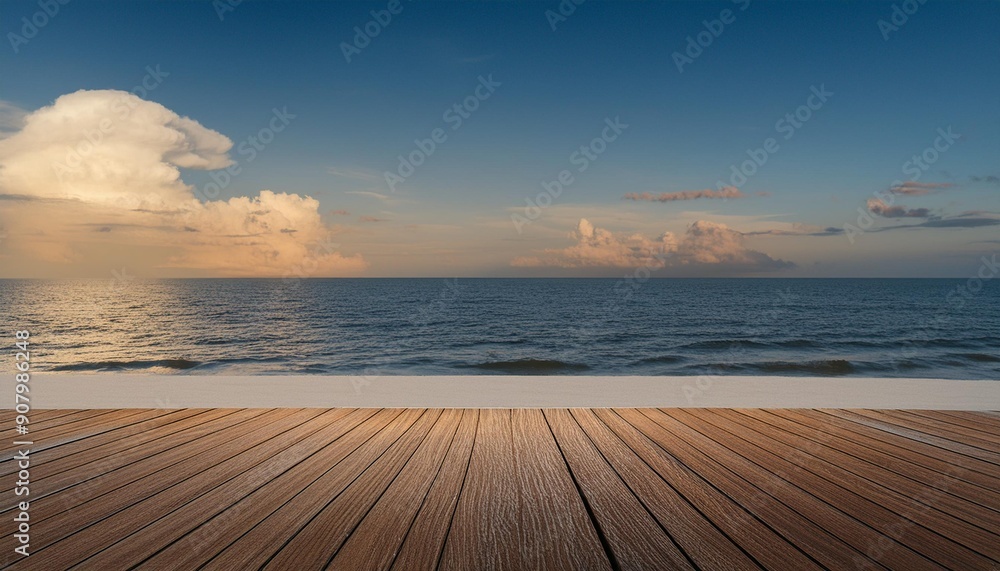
0,0,998,278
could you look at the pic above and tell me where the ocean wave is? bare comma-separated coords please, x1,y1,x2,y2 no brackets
678,340,770,350
50,358,200,372
635,355,686,364
463,359,590,374
694,359,857,376
755,359,856,375
952,353,1000,363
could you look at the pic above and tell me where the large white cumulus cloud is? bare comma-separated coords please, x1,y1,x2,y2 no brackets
0,90,366,276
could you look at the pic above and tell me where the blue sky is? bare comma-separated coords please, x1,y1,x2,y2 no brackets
1,0,998,277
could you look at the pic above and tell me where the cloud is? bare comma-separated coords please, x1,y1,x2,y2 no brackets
743,223,844,237
345,190,393,203
327,166,380,181
328,209,351,216
0,89,366,277
874,215,1000,232
970,175,1000,186
511,218,793,273
916,218,1000,228
358,215,384,222
866,198,930,218
889,181,954,195
624,186,746,202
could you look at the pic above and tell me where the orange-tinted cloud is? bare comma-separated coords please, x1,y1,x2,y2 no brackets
0,90,365,277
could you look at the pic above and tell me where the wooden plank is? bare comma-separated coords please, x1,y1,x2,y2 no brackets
330,409,465,571
0,409,112,441
510,409,612,570
438,409,521,571
134,409,398,570
0,409,282,559
0,408,209,479
200,409,425,571
389,409,478,571
66,408,367,570
0,408,267,521
915,410,1000,433
7,409,330,570
570,408,760,570
3,409,79,425
835,410,1000,466
773,410,1000,511
545,408,696,570
261,409,446,569
592,408,821,571
706,409,1000,563
885,410,1000,449
1,409,150,457
786,409,1000,486
617,408,889,571
674,408,985,570
322,410,462,571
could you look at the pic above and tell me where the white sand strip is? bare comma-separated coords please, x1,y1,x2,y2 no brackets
3,375,999,409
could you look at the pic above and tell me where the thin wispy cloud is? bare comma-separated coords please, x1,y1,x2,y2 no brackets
889,181,954,195
327,166,382,182
743,223,844,237
874,215,1000,232
345,190,393,203
970,175,1000,185
624,186,753,202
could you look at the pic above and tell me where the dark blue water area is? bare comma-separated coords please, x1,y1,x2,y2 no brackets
1,278,997,378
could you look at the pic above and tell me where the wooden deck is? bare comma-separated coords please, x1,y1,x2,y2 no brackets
1,408,998,570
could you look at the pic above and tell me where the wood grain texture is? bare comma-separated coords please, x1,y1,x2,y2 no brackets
667,408,952,570
512,408,612,571
592,408,821,571
200,408,421,570
3,408,998,571
389,409,479,571
438,408,522,571
696,408,999,567
331,409,465,571
546,408,696,570
618,408,891,571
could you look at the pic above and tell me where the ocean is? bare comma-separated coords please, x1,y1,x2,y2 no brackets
2,278,997,379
